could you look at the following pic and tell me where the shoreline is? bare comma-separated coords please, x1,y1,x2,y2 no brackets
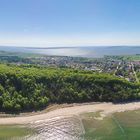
0,102,140,125
0,102,101,118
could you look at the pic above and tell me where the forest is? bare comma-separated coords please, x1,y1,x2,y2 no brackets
0,64,139,112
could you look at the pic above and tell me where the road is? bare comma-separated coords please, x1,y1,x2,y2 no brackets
114,62,121,76
131,62,139,83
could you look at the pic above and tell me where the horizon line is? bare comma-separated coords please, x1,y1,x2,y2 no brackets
0,45,140,49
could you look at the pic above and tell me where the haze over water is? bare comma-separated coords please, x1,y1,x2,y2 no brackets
0,46,140,58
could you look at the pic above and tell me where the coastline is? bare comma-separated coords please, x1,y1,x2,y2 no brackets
0,102,140,125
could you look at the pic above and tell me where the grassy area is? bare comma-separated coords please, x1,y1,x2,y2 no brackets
0,125,33,140
122,55,140,61
0,51,43,58
81,110,140,140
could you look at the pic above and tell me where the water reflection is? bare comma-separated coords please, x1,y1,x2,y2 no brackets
25,116,85,140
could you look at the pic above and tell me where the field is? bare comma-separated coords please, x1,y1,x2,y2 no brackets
81,110,140,140
0,125,33,140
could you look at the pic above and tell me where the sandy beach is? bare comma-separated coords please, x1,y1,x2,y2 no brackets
0,102,140,125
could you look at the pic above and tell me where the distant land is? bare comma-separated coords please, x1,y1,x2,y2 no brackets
0,46,140,58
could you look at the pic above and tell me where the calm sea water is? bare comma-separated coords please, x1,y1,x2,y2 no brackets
0,46,140,58
27,116,85,140
9,116,85,140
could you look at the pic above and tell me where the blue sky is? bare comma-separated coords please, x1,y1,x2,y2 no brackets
0,0,140,47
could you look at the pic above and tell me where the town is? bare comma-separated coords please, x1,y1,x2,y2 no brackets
0,51,140,83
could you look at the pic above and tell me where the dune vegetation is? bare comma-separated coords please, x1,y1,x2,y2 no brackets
0,64,139,112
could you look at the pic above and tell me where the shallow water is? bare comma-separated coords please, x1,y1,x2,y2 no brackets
24,116,85,140
3,110,140,140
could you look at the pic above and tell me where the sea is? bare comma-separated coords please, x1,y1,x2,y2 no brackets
0,46,140,58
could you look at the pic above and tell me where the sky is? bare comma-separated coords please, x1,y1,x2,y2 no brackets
0,0,140,47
